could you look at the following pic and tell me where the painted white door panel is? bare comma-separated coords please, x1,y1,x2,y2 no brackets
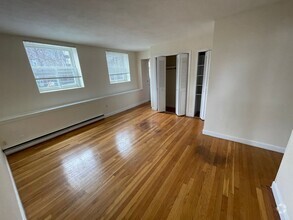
157,56,166,112
176,53,189,116
150,57,158,110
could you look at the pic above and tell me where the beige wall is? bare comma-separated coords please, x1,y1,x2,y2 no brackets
0,34,139,119
204,1,293,151
137,50,151,60
0,151,26,220
0,33,150,149
274,130,293,219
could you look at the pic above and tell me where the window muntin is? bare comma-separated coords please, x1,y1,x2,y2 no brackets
23,41,84,93
105,51,131,84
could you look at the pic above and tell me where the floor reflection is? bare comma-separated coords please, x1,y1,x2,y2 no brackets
115,130,132,158
62,148,99,190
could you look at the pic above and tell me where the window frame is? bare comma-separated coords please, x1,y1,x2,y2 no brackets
105,51,131,84
23,41,85,93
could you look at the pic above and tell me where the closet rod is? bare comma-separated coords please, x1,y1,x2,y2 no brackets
166,66,176,70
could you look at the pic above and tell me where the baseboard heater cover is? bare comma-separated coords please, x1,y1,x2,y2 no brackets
4,114,104,155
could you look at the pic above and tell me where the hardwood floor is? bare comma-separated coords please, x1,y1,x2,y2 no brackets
8,103,282,220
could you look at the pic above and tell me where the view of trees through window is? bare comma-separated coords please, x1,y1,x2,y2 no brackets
105,51,131,84
23,42,84,93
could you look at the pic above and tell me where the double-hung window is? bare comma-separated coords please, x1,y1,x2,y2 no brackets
105,51,131,84
23,41,84,93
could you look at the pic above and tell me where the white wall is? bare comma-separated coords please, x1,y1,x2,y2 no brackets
0,151,26,220
137,50,151,61
274,130,293,219
148,23,214,116
204,1,293,151
0,33,150,149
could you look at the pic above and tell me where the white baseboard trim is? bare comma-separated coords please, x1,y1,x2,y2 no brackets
104,99,150,118
3,153,27,219
271,181,290,220
4,99,150,154
4,114,105,155
202,130,285,153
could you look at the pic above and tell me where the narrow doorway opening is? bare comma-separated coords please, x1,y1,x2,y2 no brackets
195,52,205,117
194,50,211,120
166,55,177,113
156,53,188,115
141,59,151,103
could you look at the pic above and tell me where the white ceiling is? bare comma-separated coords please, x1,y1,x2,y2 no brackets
0,0,281,51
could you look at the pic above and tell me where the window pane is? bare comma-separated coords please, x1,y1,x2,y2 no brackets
23,41,84,93
106,51,131,84
59,78,76,86
36,77,81,93
36,79,60,92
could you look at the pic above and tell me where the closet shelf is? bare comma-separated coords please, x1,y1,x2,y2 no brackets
166,66,176,70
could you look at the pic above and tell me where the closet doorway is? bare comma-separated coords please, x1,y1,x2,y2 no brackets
156,53,189,116
166,55,177,113
195,50,211,120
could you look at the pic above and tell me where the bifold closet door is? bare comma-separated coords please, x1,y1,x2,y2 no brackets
156,56,166,112
200,50,211,120
176,53,189,116
149,57,158,111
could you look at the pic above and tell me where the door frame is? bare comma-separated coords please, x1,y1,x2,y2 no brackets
189,48,212,118
156,56,167,112
200,50,211,120
149,49,211,118
150,51,192,113
140,59,151,101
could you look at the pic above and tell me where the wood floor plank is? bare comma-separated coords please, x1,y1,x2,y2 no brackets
8,103,283,220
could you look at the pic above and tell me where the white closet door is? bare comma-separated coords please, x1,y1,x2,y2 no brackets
157,56,166,112
200,50,211,120
149,57,158,110
176,53,189,116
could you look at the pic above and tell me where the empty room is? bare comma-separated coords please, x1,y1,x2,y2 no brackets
0,0,293,219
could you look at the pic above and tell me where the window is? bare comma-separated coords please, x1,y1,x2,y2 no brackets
23,41,84,93
105,51,131,84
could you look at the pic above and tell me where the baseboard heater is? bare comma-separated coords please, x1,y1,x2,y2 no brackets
4,114,105,156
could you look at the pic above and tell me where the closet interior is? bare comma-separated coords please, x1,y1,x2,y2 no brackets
165,55,177,113
195,52,206,117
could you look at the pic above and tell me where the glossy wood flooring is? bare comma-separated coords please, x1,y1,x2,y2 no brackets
8,103,283,220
